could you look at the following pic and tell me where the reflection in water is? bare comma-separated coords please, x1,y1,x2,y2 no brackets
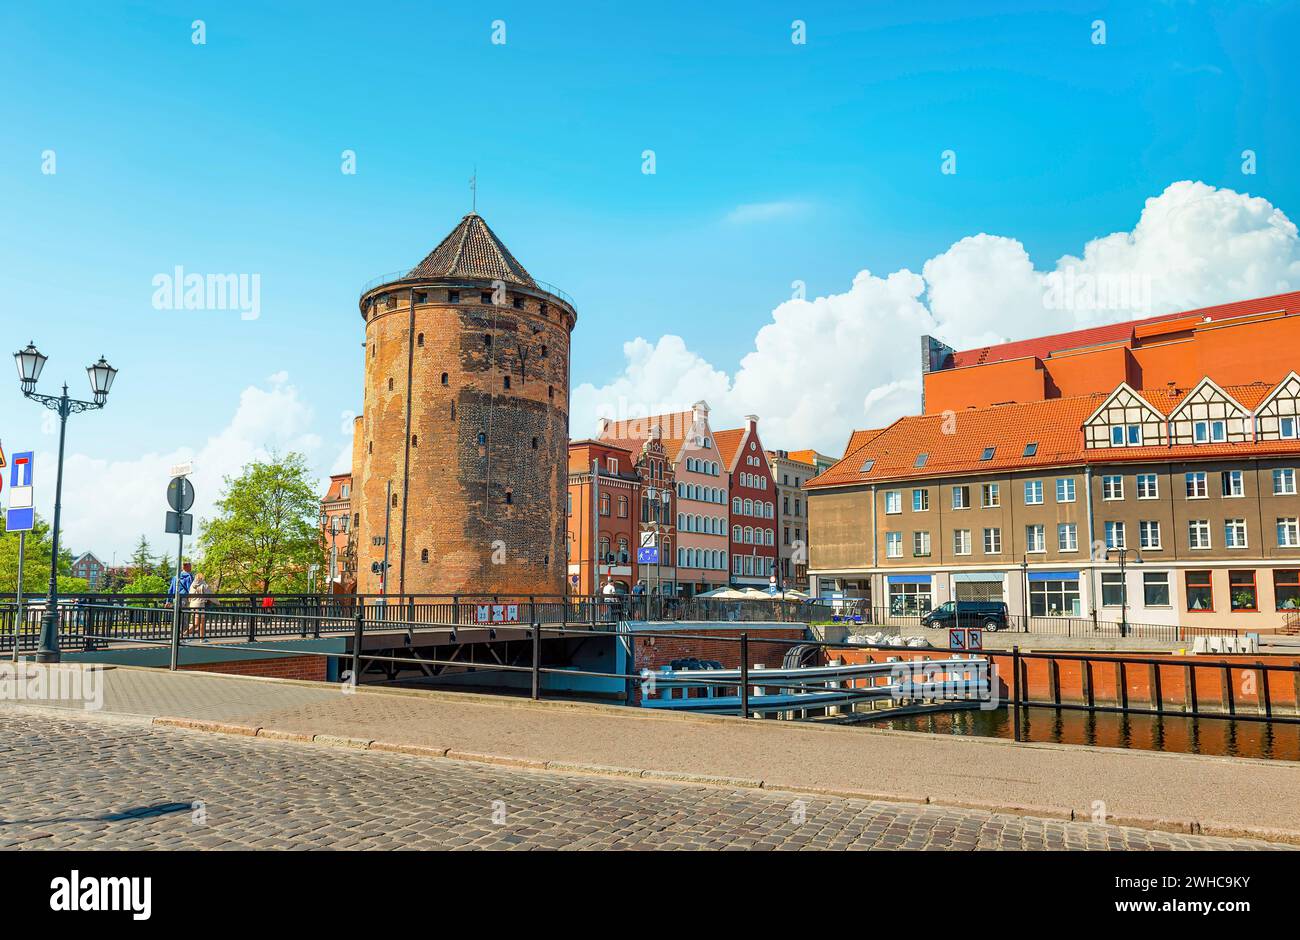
868,706,1300,761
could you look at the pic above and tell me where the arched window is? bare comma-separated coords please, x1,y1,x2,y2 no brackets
441,372,449,386
743,499,753,516
421,549,429,563
732,497,741,514
417,333,424,347
732,525,741,541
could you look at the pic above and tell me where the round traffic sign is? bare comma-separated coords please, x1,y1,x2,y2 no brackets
167,476,195,512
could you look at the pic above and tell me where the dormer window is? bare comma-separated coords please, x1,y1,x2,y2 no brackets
1023,442,1038,457
914,453,928,468
1111,424,1142,446
980,446,995,461
1194,420,1226,443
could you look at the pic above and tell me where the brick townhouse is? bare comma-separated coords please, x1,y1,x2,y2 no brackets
715,416,778,587
601,401,727,597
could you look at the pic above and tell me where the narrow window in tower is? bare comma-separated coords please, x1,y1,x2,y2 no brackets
391,493,398,509
503,376,511,390
388,378,394,391
540,302,549,318
505,490,513,505
368,441,372,454
415,292,428,304
548,386,554,399
417,333,424,347
541,345,548,358
484,334,492,347
421,549,429,563
450,402,456,420
480,291,493,305
371,344,376,358
447,289,460,303
477,432,487,445
543,554,549,567
411,434,418,447
531,437,539,450
512,296,524,309
441,372,449,386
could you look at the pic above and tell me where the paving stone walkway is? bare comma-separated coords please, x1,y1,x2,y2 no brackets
0,713,1285,851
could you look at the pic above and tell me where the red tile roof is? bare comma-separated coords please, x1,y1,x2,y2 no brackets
600,411,699,462
807,379,1300,490
949,290,1300,369
712,428,745,470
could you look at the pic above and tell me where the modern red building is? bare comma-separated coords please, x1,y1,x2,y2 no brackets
715,416,778,588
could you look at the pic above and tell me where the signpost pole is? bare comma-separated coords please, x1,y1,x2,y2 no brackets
169,527,184,671
12,532,24,662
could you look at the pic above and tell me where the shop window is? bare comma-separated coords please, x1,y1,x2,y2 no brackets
1185,571,1213,611
1229,570,1257,611
1142,571,1170,607
1029,579,1080,617
1275,570,1300,612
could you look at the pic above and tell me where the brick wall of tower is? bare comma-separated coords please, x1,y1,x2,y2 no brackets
355,288,573,597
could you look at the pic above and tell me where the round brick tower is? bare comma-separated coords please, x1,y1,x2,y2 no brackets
353,213,576,598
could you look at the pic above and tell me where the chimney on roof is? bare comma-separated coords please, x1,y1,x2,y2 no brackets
649,424,661,441
744,414,758,431
597,417,610,436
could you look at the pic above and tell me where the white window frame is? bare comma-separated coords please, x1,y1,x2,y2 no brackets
1104,520,1126,550
1224,519,1248,550
885,532,903,558
884,490,902,514
1025,524,1046,554
1188,519,1212,550
1024,480,1044,505
1057,523,1078,553
1185,472,1208,499
1136,473,1159,500
1138,520,1162,550
981,483,1000,508
1102,475,1124,501
1274,468,1297,496
983,527,1002,554
1278,517,1300,548
1056,478,1076,503
953,529,972,555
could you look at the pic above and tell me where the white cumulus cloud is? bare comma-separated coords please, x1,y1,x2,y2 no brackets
47,376,329,564
574,181,1300,454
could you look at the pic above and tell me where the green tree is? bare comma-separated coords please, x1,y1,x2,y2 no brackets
123,574,168,594
0,514,78,594
197,452,325,594
130,535,156,577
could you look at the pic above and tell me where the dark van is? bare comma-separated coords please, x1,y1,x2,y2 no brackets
921,600,1010,631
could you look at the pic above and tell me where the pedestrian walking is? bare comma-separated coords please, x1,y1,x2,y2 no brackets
185,572,211,639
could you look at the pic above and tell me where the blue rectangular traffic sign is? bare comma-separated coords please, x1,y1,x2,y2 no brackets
636,546,658,564
5,451,34,532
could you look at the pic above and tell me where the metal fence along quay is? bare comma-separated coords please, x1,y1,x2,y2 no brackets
2,592,1296,731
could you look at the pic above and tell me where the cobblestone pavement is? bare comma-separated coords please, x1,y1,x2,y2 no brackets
0,713,1285,851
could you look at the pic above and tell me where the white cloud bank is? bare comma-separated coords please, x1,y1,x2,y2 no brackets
48,373,332,564
573,181,1300,453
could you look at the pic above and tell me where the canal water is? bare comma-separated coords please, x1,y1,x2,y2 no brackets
866,706,1300,762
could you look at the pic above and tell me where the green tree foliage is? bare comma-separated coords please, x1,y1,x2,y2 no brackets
123,574,168,594
0,514,79,594
197,452,325,594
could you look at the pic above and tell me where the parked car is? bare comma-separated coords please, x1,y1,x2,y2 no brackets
921,600,1010,631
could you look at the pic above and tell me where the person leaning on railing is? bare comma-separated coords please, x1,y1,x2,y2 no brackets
184,573,212,640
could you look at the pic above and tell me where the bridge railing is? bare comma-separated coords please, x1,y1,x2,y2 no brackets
18,601,1300,729
822,603,1243,643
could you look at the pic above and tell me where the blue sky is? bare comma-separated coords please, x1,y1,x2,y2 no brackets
3,0,1299,558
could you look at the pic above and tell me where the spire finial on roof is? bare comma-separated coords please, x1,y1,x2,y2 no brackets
469,166,477,213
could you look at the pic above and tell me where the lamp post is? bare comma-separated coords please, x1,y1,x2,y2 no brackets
1106,547,1143,637
14,343,118,663
1020,556,1029,633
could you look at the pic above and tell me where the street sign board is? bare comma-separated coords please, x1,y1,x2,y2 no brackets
967,627,984,651
165,511,193,535
6,451,35,532
167,476,195,513
170,461,194,478
948,627,966,651
639,531,656,548
636,546,658,564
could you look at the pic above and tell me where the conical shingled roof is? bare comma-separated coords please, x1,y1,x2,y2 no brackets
406,213,537,288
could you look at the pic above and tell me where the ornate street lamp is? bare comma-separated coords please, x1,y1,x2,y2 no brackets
13,343,118,663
